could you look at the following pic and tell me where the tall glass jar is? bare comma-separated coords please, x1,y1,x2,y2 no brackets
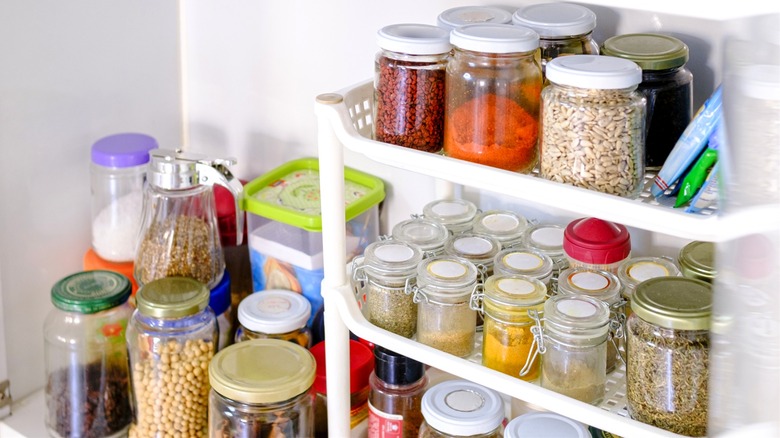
422,198,478,235
627,277,712,437
444,24,542,172
471,209,529,248
540,55,646,198
126,277,218,438
414,256,479,357
392,216,450,258
521,223,569,282
538,294,610,404
443,233,502,281
44,271,133,438
234,289,312,348
374,24,451,152
493,247,554,289
354,240,423,338
419,380,504,438
208,339,315,437
477,274,547,381
368,345,428,438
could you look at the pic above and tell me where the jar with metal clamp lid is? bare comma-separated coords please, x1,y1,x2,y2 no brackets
493,247,554,291
391,216,449,258
443,233,502,282
414,255,479,357
422,198,478,235
521,223,569,289
471,209,529,248
616,256,680,319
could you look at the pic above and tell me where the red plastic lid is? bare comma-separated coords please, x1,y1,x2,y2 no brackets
214,181,248,247
311,340,374,394
83,248,138,295
563,217,631,264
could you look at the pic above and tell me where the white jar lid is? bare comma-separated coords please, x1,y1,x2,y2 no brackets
377,23,452,55
437,6,513,31
546,55,642,89
504,411,590,438
421,380,504,435
512,3,597,38
450,23,539,54
237,290,311,334
524,224,565,253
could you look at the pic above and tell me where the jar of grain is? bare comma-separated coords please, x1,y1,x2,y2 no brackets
563,217,632,273
540,55,646,198
374,24,451,152
678,240,716,283
493,247,554,289
538,294,610,404
444,23,543,172
477,274,547,381
422,198,478,235
354,240,423,338
521,223,569,290
414,255,479,357
127,277,217,438
626,277,712,437
234,289,312,348
208,339,315,437
443,233,502,281
419,380,505,438
471,209,529,248
391,216,450,258
616,256,680,318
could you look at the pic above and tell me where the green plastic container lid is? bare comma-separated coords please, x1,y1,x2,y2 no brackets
241,158,385,232
135,277,210,318
601,33,689,71
631,276,712,331
51,270,131,314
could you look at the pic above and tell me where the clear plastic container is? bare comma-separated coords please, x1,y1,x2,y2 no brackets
563,217,632,273
443,232,502,281
444,24,543,172
504,412,590,438
540,55,646,198
471,209,529,248
234,289,312,348
368,345,428,438
493,247,554,288
616,256,681,318
374,24,451,152
419,380,504,437
391,216,450,257
422,198,478,235
210,270,232,351
126,277,218,437
208,339,315,437
436,6,513,31
44,271,133,438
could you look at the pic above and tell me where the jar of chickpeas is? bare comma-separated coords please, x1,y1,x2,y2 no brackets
127,277,218,438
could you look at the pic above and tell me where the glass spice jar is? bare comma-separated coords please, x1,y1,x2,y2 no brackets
419,380,504,438
354,240,424,338
626,277,712,437
368,345,428,438
436,6,513,31
234,289,312,348
601,33,693,170
392,216,450,258
44,271,133,438
493,247,554,290
616,256,680,319
374,24,451,152
521,223,570,289
208,339,315,438
414,255,479,357
443,233,502,281
563,217,632,273
422,198,478,235
471,209,529,248
678,240,716,283
540,55,646,198
444,23,543,172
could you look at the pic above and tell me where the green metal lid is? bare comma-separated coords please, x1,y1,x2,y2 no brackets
51,270,131,314
631,276,712,330
240,158,385,232
678,241,716,283
209,339,316,404
601,33,689,71
135,277,210,318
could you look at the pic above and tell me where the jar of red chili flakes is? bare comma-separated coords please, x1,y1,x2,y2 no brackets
374,24,451,153
444,24,542,172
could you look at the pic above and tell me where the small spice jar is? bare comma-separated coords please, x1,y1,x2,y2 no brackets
126,277,217,437
538,294,610,404
419,380,504,438
504,412,590,438
477,274,547,381
626,277,712,437
540,55,646,198
511,2,599,75
210,269,232,351
436,6,513,31
392,216,450,257
443,233,502,282
601,33,693,169
493,247,554,289
563,217,632,273
444,23,543,172
208,339,316,437
374,24,451,152
44,271,133,438
234,289,312,348
355,240,423,338
368,345,428,438
678,240,716,283
422,198,478,235
617,256,680,318
521,223,570,287
471,209,529,248
414,255,479,357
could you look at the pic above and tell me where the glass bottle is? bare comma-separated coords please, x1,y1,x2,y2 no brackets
563,217,632,273
419,380,504,438
444,23,543,173
414,255,479,357
471,209,529,248
422,198,478,235
234,289,312,348
443,232,502,281
493,247,554,290
392,216,450,258
436,6,513,31
540,55,646,199
208,339,315,438
368,345,428,438
374,24,451,152
126,277,218,437
678,240,716,283
616,256,680,318
44,271,133,438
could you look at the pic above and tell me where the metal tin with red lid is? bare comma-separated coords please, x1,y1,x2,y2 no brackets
563,217,631,273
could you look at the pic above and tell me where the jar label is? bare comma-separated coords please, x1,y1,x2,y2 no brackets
428,260,468,279
376,244,415,263
481,214,518,232
368,401,404,438
453,236,492,255
570,272,609,291
628,261,669,282
531,227,564,248
257,296,292,314
497,278,536,296
504,252,543,271
431,201,468,217
557,299,598,318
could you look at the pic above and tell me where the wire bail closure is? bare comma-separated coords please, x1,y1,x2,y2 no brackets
519,309,546,377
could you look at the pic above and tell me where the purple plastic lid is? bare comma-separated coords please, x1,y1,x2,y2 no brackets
91,133,158,168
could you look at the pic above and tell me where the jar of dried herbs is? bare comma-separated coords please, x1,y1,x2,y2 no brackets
354,240,423,338
471,209,529,248
422,198,478,235
443,233,502,282
521,223,569,291
678,240,716,283
493,247,554,290
414,255,479,357
626,276,712,437
391,216,449,258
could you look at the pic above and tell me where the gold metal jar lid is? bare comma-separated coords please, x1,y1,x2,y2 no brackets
135,277,209,318
678,241,716,283
631,277,712,331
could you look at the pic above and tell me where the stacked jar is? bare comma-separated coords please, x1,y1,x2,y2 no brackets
391,216,450,258
471,209,529,248
419,380,505,438
436,6,513,31
234,289,312,348
423,198,478,235
563,217,632,273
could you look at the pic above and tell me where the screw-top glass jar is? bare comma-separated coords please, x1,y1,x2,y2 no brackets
368,345,428,438
422,198,478,235
436,6,513,31
391,216,450,258
443,232,502,281
678,240,716,283
234,289,312,348
504,412,590,438
419,380,505,438
471,209,529,248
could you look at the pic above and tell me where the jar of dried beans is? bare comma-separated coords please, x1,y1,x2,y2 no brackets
414,255,479,357
422,198,478,235
234,289,312,348
391,216,449,258
444,23,543,172
627,277,712,437
374,24,451,152
419,380,504,438
127,277,218,438
493,247,554,290
540,55,646,198
471,209,529,248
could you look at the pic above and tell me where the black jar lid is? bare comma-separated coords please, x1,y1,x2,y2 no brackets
374,345,424,385
601,33,689,71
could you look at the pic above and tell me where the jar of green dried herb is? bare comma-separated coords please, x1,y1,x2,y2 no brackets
626,276,712,437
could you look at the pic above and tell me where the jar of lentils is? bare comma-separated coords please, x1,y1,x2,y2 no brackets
127,277,217,438
471,209,529,248
391,216,450,258
422,198,478,235
374,24,451,152
540,55,646,198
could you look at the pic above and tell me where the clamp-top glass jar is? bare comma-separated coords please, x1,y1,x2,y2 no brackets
521,223,569,285
419,380,505,438
423,198,478,235
617,256,681,318
540,55,646,198
443,232,502,281
391,216,450,258
471,209,529,248
374,24,451,152
235,289,312,348
444,24,542,172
